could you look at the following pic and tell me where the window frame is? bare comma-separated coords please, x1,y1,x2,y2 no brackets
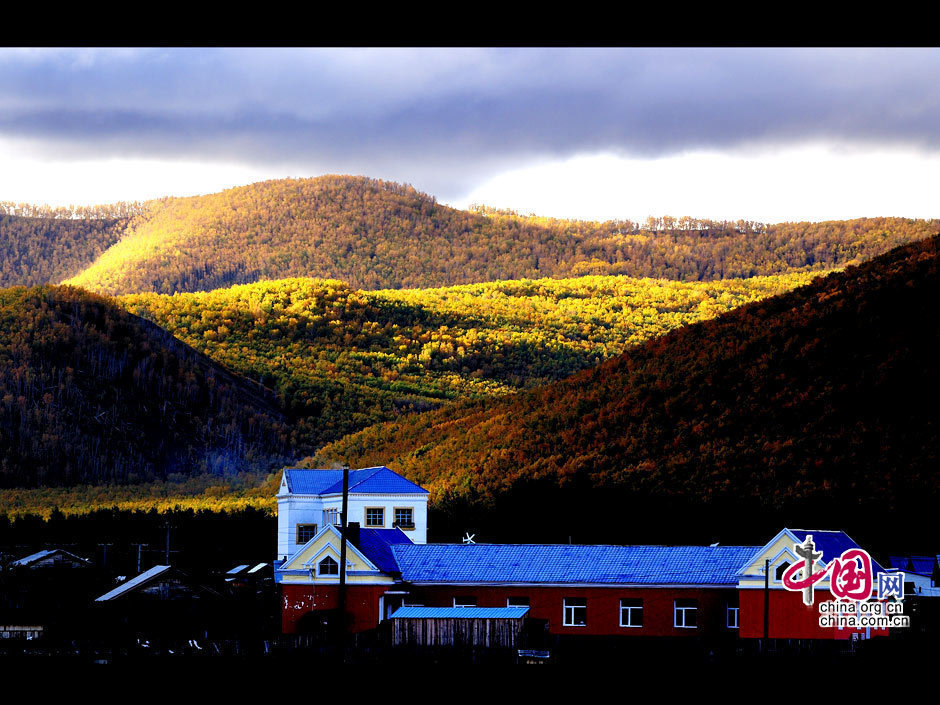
453,597,478,608
563,598,587,627
393,506,415,530
619,598,644,628
726,604,739,629
296,523,318,545
674,598,698,629
507,596,530,607
364,507,385,528
317,555,339,576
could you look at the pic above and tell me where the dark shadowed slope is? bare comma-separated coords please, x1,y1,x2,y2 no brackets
0,286,293,488
314,235,940,527
0,212,128,288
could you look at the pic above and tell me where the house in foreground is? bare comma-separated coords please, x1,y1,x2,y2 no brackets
275,467,898,645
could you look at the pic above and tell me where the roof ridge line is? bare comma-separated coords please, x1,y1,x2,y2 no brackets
346,466,385,492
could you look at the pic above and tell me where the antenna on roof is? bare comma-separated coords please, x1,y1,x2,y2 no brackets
463,532,476,545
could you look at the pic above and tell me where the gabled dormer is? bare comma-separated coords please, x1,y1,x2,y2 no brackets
276,523,412,586
736,527,886,592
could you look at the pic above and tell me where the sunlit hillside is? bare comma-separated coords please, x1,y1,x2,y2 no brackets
119,271,821,451
57,175,938,294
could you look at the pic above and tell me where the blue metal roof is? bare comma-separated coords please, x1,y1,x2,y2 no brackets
284,467,428,495
390,544,758,585
789,530,886,574
355,528,413,573
390,606,530,619
888,556,910,571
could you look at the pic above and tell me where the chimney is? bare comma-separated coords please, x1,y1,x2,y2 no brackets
345,521,361,548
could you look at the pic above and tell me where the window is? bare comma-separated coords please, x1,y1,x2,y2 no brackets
674,599,697,628
296,523,318,544
323,508,340,526
318,556,338,576
619,598,643,627
775,561,791,581
563,598,587,627
453,597,477,608
507,597,530,607
726,603,739,629
394,507,414,529
365,507,385,527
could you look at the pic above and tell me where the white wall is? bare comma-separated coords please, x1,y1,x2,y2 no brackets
277,489,429,560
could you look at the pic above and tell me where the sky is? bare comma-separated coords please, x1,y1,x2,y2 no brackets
1,47,939,223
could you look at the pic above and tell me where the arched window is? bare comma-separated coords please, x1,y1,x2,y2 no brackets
318,556,339,576
775,561,791,581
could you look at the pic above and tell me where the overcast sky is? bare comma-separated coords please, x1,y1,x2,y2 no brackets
1,47,939,222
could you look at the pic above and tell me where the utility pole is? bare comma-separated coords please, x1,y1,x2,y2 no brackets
159,521,180,566
98,543,114,570
337,463,350,662
131,543,149,574
763,558,770,648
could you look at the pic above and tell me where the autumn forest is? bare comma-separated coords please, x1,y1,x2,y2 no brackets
0,175,937,544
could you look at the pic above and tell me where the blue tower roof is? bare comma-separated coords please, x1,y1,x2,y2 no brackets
283,466,428,495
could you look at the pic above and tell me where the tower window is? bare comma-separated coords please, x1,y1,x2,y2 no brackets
296,524,318,544
394,507,414,529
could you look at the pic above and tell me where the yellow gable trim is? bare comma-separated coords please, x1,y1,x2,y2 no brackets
738,530,830,587
281,526,377,574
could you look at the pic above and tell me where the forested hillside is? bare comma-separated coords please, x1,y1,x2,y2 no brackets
0,286,292,488
0,202,138,288
119,271,818,450
312,236,940,529
59,175,938,294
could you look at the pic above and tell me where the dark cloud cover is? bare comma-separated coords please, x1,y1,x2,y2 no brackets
1,48,938,198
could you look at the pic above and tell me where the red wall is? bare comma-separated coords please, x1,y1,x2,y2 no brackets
406,585,739,638
282,583,893,640
281,584,389,634
281,584,739,637
739,589,890,640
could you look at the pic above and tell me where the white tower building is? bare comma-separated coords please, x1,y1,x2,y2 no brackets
276,466,430,561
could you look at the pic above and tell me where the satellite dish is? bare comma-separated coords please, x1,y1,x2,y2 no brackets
462,532,476,545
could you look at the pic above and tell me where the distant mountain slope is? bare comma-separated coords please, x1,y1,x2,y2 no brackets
313,236,940,520
0,286,292,488
119,271,818,450
60,175,938,294
0,208,129,288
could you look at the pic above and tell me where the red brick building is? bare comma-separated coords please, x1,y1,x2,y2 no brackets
274,470,896,643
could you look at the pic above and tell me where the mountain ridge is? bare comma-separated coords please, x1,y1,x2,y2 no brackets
0,174,931,294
